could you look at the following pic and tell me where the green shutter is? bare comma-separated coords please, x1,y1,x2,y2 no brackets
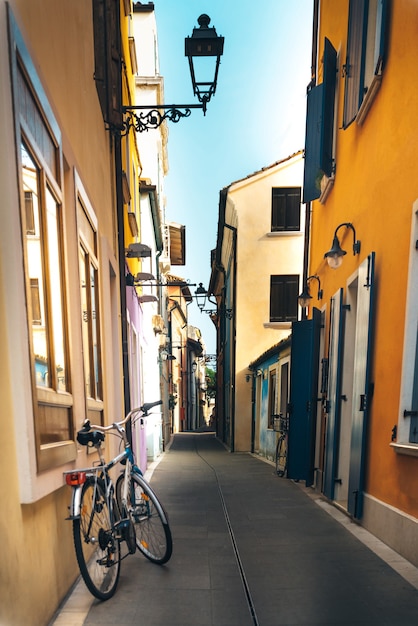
303,84,324,202
320,38,337,177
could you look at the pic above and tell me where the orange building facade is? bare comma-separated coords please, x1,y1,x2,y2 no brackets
297,0,418,566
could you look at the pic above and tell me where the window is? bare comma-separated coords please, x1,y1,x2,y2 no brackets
271,187,301,232
343,0,389,128
279,361,289,416
268,369,277,429
270,275,299,322
78,197,103,404
9,8,75,471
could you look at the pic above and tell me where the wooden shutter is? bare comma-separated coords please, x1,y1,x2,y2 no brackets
288,308,321,485
323,289,344,499
347,253,375,519
271,188,301,231
303,83,323,202
320,38,337,177
270,275,299,322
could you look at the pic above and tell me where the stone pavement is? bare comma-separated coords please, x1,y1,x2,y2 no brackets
53,432,418,625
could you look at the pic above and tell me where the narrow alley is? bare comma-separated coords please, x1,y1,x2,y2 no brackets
55,433,418,626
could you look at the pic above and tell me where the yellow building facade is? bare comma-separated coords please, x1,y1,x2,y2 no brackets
0,1,145,623
301,0,418,565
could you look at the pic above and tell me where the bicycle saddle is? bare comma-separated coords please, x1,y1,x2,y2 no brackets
77,427,105,447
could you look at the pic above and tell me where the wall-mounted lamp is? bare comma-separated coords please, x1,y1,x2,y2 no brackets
324,222,361,269
122,15,224,134
194,282,231,318
194,283,218,315
125,242,152,258
159,349,176,363
138,294,158,304
298,275,323,308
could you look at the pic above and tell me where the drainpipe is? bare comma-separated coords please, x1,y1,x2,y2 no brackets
302,0,319,321
115,133,131,438
223,222,237,452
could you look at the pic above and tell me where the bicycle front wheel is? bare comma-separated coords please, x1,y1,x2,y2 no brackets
275,435,288,477
73,477,121,600
116,472,172,564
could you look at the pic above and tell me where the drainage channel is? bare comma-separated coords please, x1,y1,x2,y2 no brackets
194,437,260,626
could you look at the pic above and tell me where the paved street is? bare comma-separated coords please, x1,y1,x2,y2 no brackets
54,432,418,625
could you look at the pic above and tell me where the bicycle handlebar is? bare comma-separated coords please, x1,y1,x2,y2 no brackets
80,400,163,433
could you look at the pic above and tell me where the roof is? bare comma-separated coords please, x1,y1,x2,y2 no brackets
248,337,291,370
222,150,303,192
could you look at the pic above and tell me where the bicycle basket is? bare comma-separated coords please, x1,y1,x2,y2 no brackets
273,414,288,433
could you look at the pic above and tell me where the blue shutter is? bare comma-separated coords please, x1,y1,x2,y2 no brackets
323,289,344,499
320,38,337,177
303,84,324,202
288,308,321,485
343,0,367,128
347,253,375,519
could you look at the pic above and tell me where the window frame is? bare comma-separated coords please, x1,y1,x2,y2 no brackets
393,200,418,456
76,179,104,423
343,0,388,128
271,187,301,232
267,368,277,429
8,7,75,472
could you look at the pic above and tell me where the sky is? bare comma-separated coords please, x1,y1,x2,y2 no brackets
153,0,314,356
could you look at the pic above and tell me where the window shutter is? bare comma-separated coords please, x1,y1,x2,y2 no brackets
343,0,367,128
271,188,301,231
286,189,301,230
92,0,122,129
303,83,324,202
320,38,337,177
92,0,108,120
270,275,299,322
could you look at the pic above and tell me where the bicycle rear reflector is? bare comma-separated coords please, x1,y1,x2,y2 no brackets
65,471,87,486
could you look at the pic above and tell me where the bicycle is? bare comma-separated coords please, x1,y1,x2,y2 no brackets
274,413,289,477
64,400,172,600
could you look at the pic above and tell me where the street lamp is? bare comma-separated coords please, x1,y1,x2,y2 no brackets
122,15,224,133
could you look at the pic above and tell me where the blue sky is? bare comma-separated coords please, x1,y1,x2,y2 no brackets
153,1,313,355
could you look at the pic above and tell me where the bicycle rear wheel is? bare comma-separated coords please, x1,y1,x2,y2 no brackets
275,435,288,477
116,472,172,564
73,477,121,600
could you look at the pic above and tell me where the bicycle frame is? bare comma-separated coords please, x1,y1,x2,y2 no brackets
65,407,150,520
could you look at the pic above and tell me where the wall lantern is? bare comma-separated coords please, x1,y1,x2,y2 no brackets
122,15,224,133
195,282,209,312
194,282,229,317
324,222,361,269
185,14,224,114
125,242,152,258
298,275,323,308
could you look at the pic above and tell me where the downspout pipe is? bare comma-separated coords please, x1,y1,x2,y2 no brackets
302,0,319,321
115,133,131,439
223,222,237,452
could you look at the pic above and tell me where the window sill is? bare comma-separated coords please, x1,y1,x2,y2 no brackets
263,322,292,330
390,442,418,458
319,174,335,204
356,73,382,126
267,231,303,238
